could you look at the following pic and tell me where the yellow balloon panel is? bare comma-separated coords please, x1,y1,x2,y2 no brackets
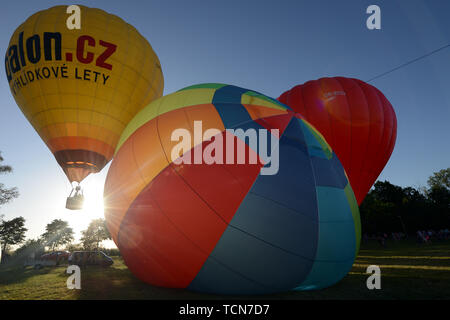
6,5,164,182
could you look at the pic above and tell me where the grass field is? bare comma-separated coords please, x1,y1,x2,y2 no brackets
1,239,449,300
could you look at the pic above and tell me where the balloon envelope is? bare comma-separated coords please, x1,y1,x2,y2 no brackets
278,77,397,204
104,83,361,294
5,5,164,182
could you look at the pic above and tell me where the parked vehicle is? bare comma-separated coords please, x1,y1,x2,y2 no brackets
40,251,70,265
68,251,114,267
23,255,56,269
22,251,70,269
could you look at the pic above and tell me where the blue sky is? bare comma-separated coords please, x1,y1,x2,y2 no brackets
0,0,449,241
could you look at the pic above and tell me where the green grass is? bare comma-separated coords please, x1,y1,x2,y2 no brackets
1,239,449,300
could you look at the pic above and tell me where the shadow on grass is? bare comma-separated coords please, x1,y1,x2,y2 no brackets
75,262,383,300
2,240,449,300
0,264,56,286
37,240,450,300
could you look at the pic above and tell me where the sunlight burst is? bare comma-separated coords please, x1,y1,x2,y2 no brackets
63,173,108,242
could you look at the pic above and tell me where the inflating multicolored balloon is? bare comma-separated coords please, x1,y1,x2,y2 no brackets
104,83,361,294
278,77,397,205
5,5,164,185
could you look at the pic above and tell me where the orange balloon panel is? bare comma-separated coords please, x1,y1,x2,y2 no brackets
278,77,397,204
5,5,164,182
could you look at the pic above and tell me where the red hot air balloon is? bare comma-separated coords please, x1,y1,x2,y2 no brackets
278,77,397,205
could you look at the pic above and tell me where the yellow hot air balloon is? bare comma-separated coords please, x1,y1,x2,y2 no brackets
5,5,164,208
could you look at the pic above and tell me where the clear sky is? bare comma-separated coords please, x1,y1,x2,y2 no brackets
0,0,449,243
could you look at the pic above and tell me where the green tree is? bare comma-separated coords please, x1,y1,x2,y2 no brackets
427,168,450,190
428,186,450,206
360,190,397,234
14,238,45,260
371,180,405,205
425,168,450,228
427,169,450,206
80,218,111,251
0,217,27,252
66,243,83,252
360,181,431,234
0,152,19,206
360,171,450,234
41,219,74,251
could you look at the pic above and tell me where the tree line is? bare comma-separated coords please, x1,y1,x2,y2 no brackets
0,217,112,263
360,168,450,235
0,151,113,262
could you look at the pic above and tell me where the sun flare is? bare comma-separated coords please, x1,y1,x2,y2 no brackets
80,185,105,219
63,173,108,240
